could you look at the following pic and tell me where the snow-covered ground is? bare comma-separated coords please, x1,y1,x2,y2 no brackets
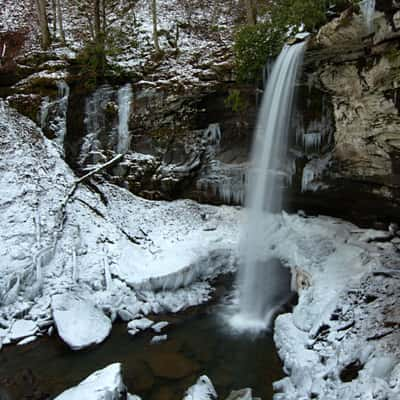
0,0,237,86
268,215,400,399
0,99,240,350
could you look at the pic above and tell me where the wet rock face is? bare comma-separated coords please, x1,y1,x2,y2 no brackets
290,4,400,225
68,82,254,204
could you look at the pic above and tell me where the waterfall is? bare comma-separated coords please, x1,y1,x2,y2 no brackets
39,80,69,154
117,84,133,154
54,81,70,151
360,0,375,33
79,85,114,166
233,42,306,330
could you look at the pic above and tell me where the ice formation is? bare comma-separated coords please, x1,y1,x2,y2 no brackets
79,85,115,166
295,98,334,155
117,83,133,154
196,161,246,205
360,0,376,33
301,155,331,192
204,123,222,146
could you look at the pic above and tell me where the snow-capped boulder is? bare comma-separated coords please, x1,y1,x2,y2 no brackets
52,293,112,350
54,363,125,400
150,334,167,344
9,320,38,341
127,317,154,331
183,375,217,400
224,388,257,400
151,321,169,333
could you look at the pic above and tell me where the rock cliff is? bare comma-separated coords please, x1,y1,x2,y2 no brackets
291,2,400,226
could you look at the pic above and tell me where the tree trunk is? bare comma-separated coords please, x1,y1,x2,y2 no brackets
244,0,257,25
101,0,106,37
56,0,66,45
51,0,57,37
151,0,160,53
93,0,101,41
36,0,51,50
93,0,105,76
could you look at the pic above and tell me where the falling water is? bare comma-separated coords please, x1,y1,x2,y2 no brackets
79,85,114,166
233,42,306,330
54,81,70,151
117,84,133,154
360,0,375,33
39,80,69,154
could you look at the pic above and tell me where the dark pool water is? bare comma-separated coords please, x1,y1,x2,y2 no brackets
0,280,284,400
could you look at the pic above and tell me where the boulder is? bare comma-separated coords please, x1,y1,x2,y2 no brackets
54,363,125,400
52,293,112,350
183,375,217,400
9,320,38,341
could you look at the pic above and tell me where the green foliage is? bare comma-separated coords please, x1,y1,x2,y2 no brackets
224,89,248,114
76,40,106,90
234,0,353,82
234,21,285,83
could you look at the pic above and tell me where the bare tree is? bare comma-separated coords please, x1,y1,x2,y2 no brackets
151,0,160,53
244,0,257,25
35,0,52,50
51,0,57,37
56,0,66,45
93,0,106,74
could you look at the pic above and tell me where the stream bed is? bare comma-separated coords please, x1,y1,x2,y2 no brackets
0,277,284,400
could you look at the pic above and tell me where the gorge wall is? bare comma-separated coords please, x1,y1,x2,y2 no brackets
289,1,400,226
3,1,400,227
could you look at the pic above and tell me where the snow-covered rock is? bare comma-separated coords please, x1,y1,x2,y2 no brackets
267,213,400,400
9,320,38,341
54,363,125,400
127,317,154,331
150,334,167,344
224,388,256,400
183,375,217,400
52,294,112,350
17,335,37,346
151,321,169,333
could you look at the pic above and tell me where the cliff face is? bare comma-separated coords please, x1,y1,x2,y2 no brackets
290,2,400,226
5,1,400,226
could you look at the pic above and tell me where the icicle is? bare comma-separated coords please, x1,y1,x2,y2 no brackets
79,85,114,166
303,132,323,152
40,96,50,129
204,123,222,145
72,247,78,282
301,155,331,192
53,80,70,152
360,0,375,33
117,83,133,154
103,257,113,291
